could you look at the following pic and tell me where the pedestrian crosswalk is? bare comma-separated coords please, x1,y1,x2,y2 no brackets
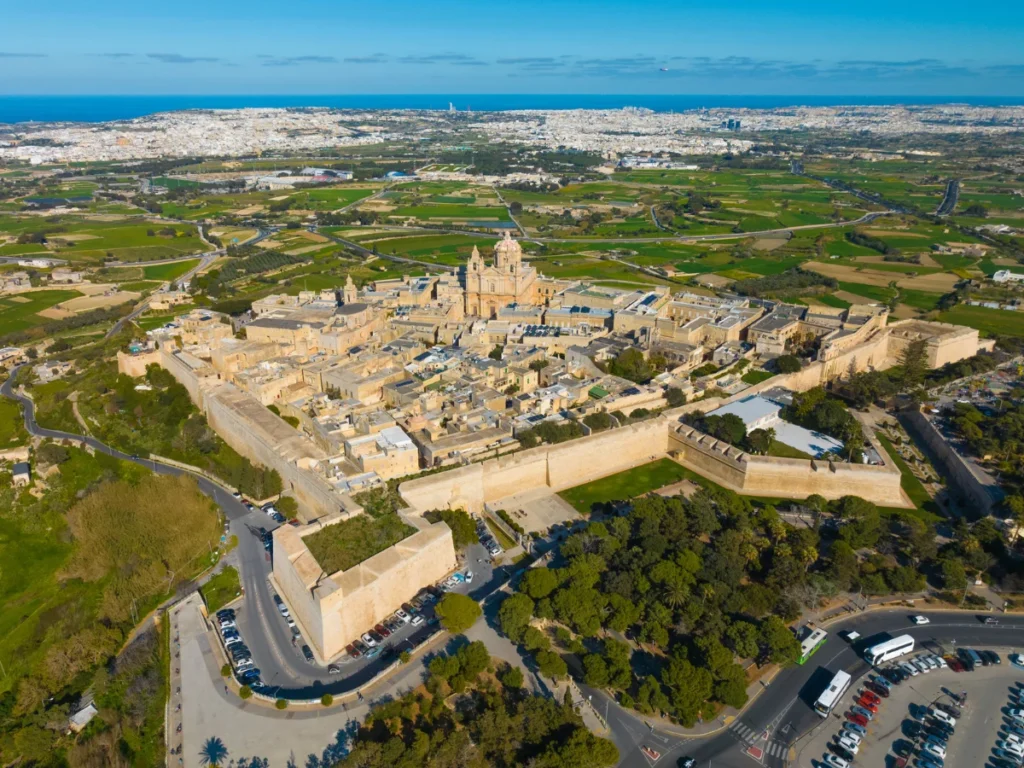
727,721,788,760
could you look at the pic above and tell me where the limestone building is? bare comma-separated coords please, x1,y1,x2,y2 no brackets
462,231,538,318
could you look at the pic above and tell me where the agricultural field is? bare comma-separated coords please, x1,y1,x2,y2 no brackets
142,258,200,281
937,305,1024,336
0,289,83,334
353,232,499,265
0,215,209,264
286,185,380,211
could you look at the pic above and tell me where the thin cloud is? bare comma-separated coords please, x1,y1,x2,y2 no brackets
91,53,135,59
344,54,389,64
147,53,220,64
261,55,338,67
397,53,487,66
0,52,46,58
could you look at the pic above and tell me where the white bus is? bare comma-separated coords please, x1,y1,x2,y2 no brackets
863,634,915,666
798,628,828,665
814,670,852,717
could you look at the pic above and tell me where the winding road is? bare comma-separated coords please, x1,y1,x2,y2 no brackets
6,369,1021,767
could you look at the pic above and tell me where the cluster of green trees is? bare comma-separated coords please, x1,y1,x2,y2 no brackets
732,268,838,299
191,248,304,296
517,420,583,449
499,488,813,725
846,230,897,255
683,409,783,457
782,387,864,457
600,347,668,384
950,400,1024,499
336,641,618,768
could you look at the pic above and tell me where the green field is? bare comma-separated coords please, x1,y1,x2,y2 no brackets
558,458,691,514
0,398,27,447
937,305,1024,336
200,566,241,612
142,259,200,280
0,289,81,334
741,370,775,385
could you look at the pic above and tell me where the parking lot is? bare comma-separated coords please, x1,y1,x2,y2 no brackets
797,647,1024,767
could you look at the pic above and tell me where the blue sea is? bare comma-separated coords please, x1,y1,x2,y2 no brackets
0,94,1021,124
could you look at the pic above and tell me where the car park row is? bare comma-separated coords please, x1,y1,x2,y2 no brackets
215,608,262,688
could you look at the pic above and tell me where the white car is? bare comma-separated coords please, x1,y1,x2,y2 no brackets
911,658,930,674
923,743,946,760
822,755,849,768
911,615,930,625
1005,733,1024,748
219,620,236,631
929,708,956,727
999,740,1024,757
931,654,948,669
840,729,863,745
899,661,919,677
411,613,425,626
465,570,474,583
360,632,378,648
395,609,410,624
224,635,243,647
836,736,860,755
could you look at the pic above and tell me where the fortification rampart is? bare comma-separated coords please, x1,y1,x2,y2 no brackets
400,417,669,513
667,424,909,507
273,513,456,659
900,408,1004,517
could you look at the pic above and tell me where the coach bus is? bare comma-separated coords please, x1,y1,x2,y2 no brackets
814,670,852,717
798,628,828,665
863,634,915,666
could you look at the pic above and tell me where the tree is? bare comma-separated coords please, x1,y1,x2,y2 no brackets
500,665,524,688
521,567,561,599
896,339,928,391
583,654,610,687
509,201,523,215
434,508,477,550
498,593,535,642
489,344,504,361
776,354,801,374
758,616,801,666
725,620,760,659
662,656,713,726
536,650,568,680
665,386,686,407
435,592,482,634
239,685,252,699
941,558,968,590
608,348,654,383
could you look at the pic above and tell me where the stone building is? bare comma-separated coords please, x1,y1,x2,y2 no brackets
462,232,538,318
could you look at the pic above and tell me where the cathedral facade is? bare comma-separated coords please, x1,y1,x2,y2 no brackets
462,231,538,318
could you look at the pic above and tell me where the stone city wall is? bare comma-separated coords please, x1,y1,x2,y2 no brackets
667,425,909,507
900,408,1004,517
400,417,670,513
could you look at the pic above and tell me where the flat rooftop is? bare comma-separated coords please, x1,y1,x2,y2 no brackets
302,513,416,577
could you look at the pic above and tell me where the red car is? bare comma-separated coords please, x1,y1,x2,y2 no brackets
346,643,361,659
847,712,868,727
855,697,879,713
947,657,963,672
374,623,391,639
860,690,881,705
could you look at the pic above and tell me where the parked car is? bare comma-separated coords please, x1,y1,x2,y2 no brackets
839,729,862,745
1011,654,1024,670
844,722,867,737
346,643,361,659
867,682,890,698
395,609,410,624
836,736,860,755
374,623,391,639
929,708,956,727
822,755,849,768
224,635,243,647
301,645,315,662
465,570,474,583
855,697,878,713
860,689,881,705
361,632,378,648
327,663,341,674
411,613,425,626
899,662,919,677
353,639,370,655
847,713,868,728
216,609,235,620
983,649,1002,665
922,742,946,760
850,705,874,721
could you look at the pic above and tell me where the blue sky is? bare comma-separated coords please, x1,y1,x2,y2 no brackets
2,0,1022,94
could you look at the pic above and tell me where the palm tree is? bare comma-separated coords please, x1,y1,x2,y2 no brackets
663,581,688,609
765,427,776,454
199,737,229,767
699,583,715,607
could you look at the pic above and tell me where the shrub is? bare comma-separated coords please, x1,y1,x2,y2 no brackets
221,664,231,677
239,685,252,699
321,694,333,706
275,699,288,710
399,650,411,664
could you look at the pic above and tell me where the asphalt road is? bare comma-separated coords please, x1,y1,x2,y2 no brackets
602,609,1024,768
937,179,961,217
